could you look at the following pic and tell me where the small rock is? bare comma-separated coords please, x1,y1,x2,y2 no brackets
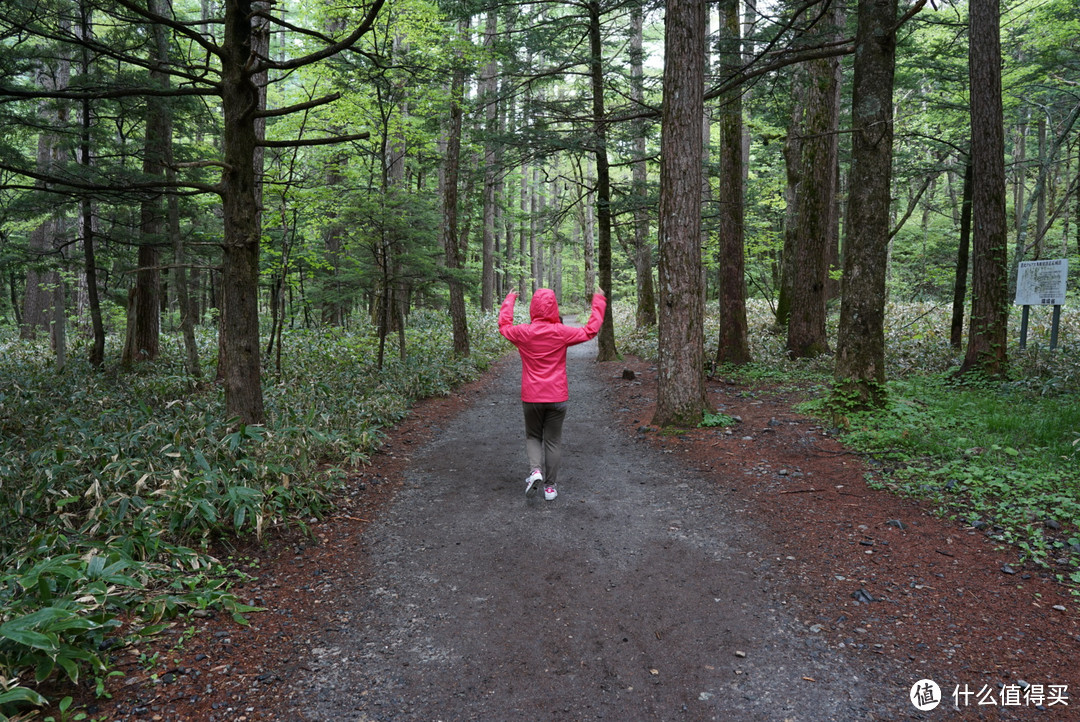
1044,519,1062,530
885,519,906,530
1052,605,1067,612
622,369,636,380
1002,565,1017,575
734,650,746,658
851,588,875,604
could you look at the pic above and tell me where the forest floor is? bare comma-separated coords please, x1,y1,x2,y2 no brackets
69,335,1080,721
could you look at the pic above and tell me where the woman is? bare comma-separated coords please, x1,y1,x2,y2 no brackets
498,288,607,500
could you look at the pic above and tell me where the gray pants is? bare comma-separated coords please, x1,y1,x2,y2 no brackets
522,401,567,486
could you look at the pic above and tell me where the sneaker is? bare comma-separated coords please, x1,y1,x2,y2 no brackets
544,485,558,501
525,469,543,498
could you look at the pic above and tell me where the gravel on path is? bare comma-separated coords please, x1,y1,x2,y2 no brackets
288,339,908,721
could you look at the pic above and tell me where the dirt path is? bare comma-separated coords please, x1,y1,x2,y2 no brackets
278,339,908,721
87,336,1080,721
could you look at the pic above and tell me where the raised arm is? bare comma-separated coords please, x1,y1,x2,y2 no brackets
561,291,607,346
582,291,607,339
498,291,518,339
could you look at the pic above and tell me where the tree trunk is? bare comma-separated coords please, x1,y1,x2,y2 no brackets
531,164,543,289
218,0,267,423
1009,99,1080,289
1014,106,1027,237
442,18,470,357
587,0,617,361
77,4,104,367
583,170,596,297
387,33,409,362
826,32,845,306
322,155,347,326
949,159,973,349
775,71,803,331
1035,117,1047,257
714,0,750,366
833,0,898,409
125,0,172,364
479,9,498,312
496,77,509,299
519,160,528,296
653,0,708,428
958,0,1009,379
22,32,70,350
630,1,656,329
169,162,201,378
787,8,840,359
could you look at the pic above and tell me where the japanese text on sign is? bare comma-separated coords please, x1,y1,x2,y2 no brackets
1015,259,1068,306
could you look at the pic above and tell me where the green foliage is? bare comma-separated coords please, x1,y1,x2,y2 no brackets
835,372,1080,570
617,300,1080,591
699,411,736,428
0,309,506,715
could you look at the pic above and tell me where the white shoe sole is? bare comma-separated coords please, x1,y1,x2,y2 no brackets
525,476,541,498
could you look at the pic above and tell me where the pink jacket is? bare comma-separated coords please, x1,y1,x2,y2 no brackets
498,289,607,403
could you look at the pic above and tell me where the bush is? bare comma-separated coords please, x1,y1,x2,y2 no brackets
0,308,508,715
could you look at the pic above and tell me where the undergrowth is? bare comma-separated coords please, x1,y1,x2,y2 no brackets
616,300,1080,590
0,308,506,718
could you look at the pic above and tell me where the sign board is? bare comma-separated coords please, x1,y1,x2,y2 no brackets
1015,259,1068,306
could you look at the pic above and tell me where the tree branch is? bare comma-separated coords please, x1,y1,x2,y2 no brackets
257,133,370,148
254,93,341,119
0,85,217,102
257,0,388,73
108,0,221,56
0,161,222,197
889,173,936,239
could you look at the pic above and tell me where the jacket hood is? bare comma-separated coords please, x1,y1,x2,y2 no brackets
529,288,560,323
